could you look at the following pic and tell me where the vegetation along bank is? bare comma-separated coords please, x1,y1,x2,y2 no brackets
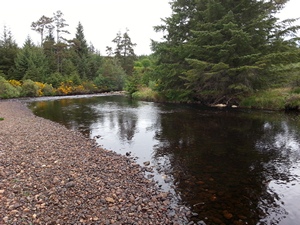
1,1,300,110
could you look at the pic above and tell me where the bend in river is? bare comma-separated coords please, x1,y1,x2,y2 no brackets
27,95,300,225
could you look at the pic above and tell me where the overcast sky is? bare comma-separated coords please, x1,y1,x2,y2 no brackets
0,0,299,56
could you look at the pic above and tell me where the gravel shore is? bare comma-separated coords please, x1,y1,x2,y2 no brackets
0,100,191,225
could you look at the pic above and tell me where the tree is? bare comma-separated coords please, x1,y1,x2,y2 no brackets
69,22,89,78
74,22,89,57
13,37,49,82
153,0,300,103
109,29,137,75
43,30,56,73
31,15,54,45
94,57,125,91
53,10,70,43
0,26,19,78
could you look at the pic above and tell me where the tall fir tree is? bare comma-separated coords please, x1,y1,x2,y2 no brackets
153,0,300,103
0,26,19,78
70,22,89,79
13,37,49,82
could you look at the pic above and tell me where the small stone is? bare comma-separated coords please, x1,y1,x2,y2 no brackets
223,210,233,219
3,216,8,223
65,181,75,188
143,161,150,166
105,197,115,203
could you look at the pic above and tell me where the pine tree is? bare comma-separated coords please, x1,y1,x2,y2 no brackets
69,22,89,79
13,37,49,82
53,10,70,43
0,26,19,78
74,22,89,57
153,0,300,103
43,29,56,73
31,15,54,45
109,29,137,75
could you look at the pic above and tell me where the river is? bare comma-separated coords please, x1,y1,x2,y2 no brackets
27,94,300,225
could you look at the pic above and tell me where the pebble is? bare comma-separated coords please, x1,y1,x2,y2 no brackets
0,100,191,224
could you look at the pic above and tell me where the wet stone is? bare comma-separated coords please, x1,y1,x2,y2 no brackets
0,101,192,225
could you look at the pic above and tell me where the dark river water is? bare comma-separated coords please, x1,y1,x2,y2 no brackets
27,94,300,225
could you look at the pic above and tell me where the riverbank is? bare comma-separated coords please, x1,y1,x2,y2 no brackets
0,100,191,224
130,87,300,111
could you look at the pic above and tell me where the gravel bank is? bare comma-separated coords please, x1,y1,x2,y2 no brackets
0,100,191,225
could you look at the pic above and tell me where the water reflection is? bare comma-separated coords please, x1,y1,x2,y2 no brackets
28,96,300,225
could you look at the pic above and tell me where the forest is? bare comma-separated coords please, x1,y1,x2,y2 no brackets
1,0,300,110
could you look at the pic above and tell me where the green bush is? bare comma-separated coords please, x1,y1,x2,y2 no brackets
45,72,65,88
0,76,20,98
70,72,82,86
82,81,98,93
43,83,56,96
21,79,39,97
131,87,163,101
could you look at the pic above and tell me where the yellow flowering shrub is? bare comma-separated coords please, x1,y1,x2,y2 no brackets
56,81,74,95
35,82,46,96
9,80,22,87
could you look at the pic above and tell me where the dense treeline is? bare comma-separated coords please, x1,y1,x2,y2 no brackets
1,2,300,110
0,10,137,98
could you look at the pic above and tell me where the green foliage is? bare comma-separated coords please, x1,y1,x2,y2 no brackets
153,0,300,103
108,29,137,75
70,71,81,85
94,58,125,91
0,76,20,98
45,72,65,88
0,26,19,77
240,88,289,110
21,79,39,97
131,87,162,101
82,81,97,93
125,72,141,95
125,55,158,97
13,38,49,82
42,83,55,96
0,117,4,121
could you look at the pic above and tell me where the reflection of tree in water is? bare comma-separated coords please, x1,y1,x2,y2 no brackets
117,111,137,142
30,98,100,137
152,109,300,225
30,95,141,143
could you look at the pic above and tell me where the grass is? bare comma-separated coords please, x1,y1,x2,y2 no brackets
0,117,4,121
240,87,300,110
131,87,164,102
